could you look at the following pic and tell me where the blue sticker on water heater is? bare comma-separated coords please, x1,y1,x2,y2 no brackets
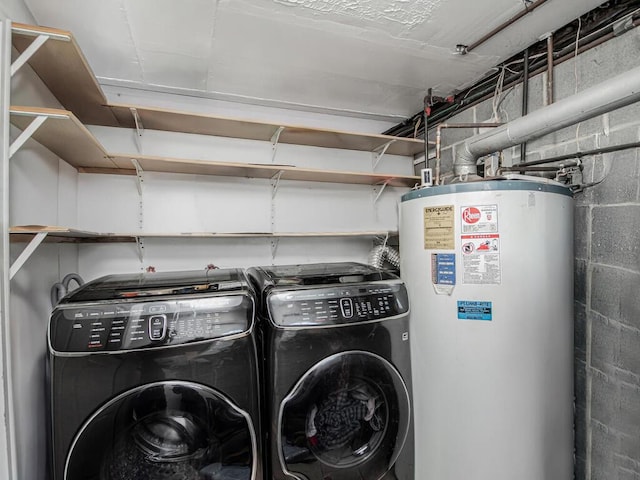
457,301,492,321
432,253,456,285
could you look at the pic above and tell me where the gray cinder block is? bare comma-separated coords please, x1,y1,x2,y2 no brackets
619,325,640,383
575,300,587,358
590,311,620,375
591,265,623,320
591,368,619,427
590,420,619,480
575,206,590,260
592,205,640,272
589,150,640,205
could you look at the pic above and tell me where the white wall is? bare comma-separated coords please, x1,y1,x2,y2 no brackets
0,0,35,24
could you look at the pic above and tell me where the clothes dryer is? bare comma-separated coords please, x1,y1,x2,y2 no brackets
248,262,413,480
47,269,262,480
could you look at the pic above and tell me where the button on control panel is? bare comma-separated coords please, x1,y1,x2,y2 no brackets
340,298,354,318
148,315,167,341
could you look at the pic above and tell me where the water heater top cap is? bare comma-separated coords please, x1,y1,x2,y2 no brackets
401,179,572,203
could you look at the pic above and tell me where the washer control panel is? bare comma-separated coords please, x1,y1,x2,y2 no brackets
50,295,252,353
268,282,408,327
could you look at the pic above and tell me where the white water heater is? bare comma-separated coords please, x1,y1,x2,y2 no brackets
400,179,573,480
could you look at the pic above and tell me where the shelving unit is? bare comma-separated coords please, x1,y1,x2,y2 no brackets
7,20,418,273
9,106,419,186
11,22,426,157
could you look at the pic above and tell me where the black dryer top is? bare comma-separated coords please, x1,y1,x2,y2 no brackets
248,262,397,291
58,268,249,303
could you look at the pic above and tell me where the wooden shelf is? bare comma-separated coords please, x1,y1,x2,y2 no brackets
9,226,134,243
11,23,119,126
12,23,425,156
107,104,426,156
104,154,418,186
10,107,420,187
10,225,396,243
9,106,116,169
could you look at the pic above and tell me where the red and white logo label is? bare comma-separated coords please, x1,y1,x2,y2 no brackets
462,207,481,224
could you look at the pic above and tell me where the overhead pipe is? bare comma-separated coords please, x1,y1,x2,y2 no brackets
454,64,640,177
546,34,555,104
514,140,640,167
520,48,530,162
463,0,551,54
423,92,430,170
384,11,640,139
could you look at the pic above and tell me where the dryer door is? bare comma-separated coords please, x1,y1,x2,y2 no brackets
279,351,410,480
64,381,257,480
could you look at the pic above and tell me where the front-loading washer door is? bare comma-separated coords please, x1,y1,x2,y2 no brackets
64,381,257,480
278,351,410,480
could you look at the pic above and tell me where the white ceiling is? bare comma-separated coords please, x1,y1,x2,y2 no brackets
23,0,604,120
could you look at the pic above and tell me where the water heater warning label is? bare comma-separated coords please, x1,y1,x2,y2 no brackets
457,301,492,321
461,234,501,284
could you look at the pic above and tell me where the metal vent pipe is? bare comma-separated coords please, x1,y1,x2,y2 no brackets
454,64,640,176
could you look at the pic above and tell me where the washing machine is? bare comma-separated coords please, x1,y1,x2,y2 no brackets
248,262,413,480
47,269,262,480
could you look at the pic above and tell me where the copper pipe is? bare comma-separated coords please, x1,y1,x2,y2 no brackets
424,93,430,170
466,0,550,53
546,34,554,104
520,48,529,162
435,123,503,184
435,127,442,185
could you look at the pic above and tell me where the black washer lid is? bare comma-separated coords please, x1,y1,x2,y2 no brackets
250,262,398,288
59,268,249,303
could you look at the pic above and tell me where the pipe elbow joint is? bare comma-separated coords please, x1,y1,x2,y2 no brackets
453,142,478,177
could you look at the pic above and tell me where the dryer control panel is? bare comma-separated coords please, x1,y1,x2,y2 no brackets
268,282,408,327
50,295,252,353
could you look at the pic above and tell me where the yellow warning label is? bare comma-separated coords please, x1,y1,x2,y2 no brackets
423,205,455,250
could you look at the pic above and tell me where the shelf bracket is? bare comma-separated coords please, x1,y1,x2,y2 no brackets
131,158,144,196
271,126,285,163
130,107,144,153
9,232,47,279
9,114,47,158
271,170,284,199
10,34,49,77
270,170,284,240
373,179,392,204
135,236,145,264
131,159,145,241
372,139,396,170
270,237,280,263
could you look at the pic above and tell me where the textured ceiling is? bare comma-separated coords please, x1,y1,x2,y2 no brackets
23,0,605,119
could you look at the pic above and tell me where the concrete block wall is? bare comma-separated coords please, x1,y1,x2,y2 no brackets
432,26,640,480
